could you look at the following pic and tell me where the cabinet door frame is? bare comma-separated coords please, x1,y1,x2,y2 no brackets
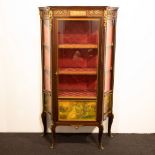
51,16,105,124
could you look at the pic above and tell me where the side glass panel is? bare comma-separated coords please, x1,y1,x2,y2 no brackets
43,20,51,91
56,19,99,121
104,20,114,92
104,71,112,92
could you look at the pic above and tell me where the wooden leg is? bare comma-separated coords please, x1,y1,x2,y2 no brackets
50,124,56,149
108,113,114,137
98,124,104,150
41,112,47,136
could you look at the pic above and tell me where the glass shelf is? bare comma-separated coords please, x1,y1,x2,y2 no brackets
58,44,98,49
58,68,97,75
58,90,96,99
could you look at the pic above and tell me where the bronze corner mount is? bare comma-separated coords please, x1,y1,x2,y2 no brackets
104,9,117,27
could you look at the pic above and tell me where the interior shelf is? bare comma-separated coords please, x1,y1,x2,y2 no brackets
58,90,96,99
58,44,98,49
58,68,97,75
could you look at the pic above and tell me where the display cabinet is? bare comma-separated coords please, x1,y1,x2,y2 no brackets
39,6,118,149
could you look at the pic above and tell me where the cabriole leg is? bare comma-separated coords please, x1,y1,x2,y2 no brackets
50,124,56,149
98,124,104,150
41,112,47,136
108,113,114,137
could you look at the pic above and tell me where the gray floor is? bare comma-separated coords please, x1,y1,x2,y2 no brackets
0,133,155,155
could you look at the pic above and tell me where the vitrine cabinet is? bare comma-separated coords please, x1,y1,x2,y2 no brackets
39,6,118,149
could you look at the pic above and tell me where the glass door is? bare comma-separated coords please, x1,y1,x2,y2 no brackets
56,18,100,121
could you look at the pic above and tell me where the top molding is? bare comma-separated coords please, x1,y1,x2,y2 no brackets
39,6,118,10
39,6,118,24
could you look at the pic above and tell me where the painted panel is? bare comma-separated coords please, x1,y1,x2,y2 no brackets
58,100,96,121
103,93,112,115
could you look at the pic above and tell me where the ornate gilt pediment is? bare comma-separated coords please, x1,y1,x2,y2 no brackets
39,8,117,29
40,9,117,19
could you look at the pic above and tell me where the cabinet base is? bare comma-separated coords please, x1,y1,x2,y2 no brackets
42,121,106,149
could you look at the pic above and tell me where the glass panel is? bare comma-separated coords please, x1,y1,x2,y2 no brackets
105,47,113,70
104,19,114,93
106,20,113,45
58,48,97,71
43,68,50,91
58,20,99,44
57,19,99,99
58,75,97,98
43,20,51,91
43,20,50,45
58,100,96,121
104,71,112,92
